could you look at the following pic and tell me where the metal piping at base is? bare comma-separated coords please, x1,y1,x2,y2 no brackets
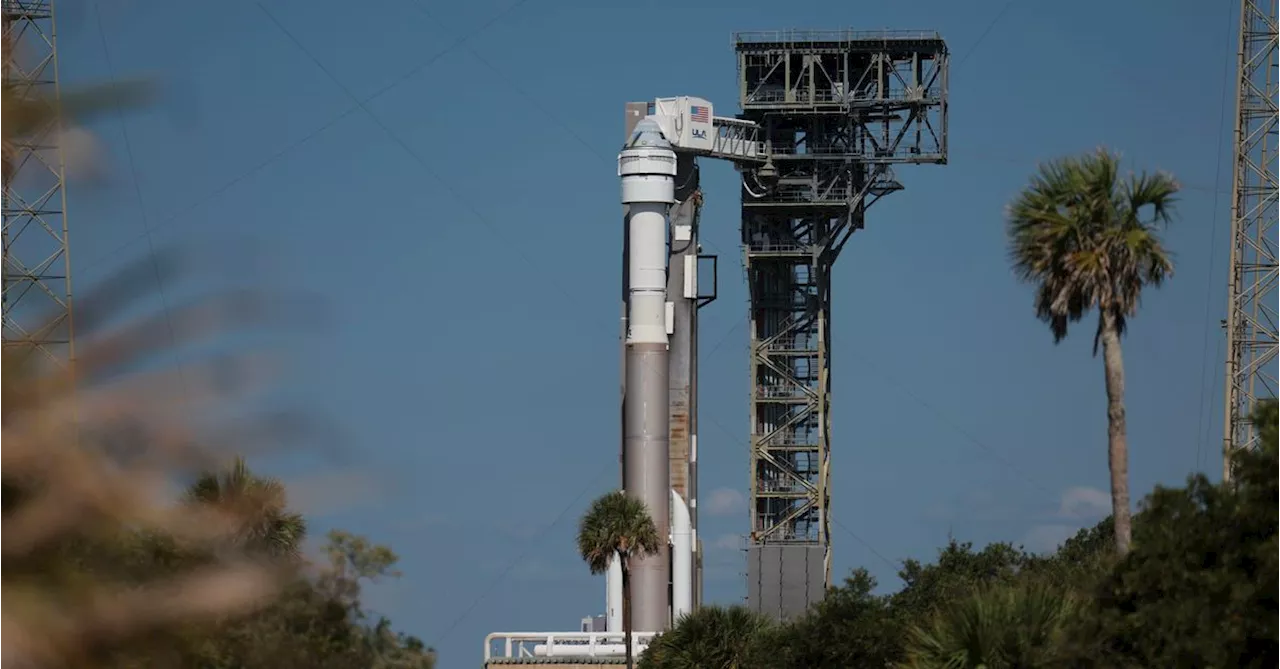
532,643,640,658
619,118,677,634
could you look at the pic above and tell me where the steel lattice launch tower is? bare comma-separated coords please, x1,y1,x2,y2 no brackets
1222,0,1278,478
2,0,74,369
735,30,949,620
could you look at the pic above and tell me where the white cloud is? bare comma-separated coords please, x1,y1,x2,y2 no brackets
1020,486,1111,554
703,487,746,517
1057,486,1110,520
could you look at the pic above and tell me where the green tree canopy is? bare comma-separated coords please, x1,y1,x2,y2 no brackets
1070,400,1278,668
186,455,308,557
639,605,773,669
900,583,1079,669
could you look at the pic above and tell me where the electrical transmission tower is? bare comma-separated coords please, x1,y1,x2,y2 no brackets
735,30,948,620
2,0,73,369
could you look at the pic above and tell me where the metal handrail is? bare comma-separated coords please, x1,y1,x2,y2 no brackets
734,29,943,45
484,632,657,661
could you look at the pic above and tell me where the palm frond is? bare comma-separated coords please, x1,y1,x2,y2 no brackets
576,491,661,574
901,583,1079,669
639,605,773,669
1006,148,1177,351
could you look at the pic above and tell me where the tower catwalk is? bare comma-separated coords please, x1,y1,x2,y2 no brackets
1222,0,1278,478
2,0,73,369
735,30,948,620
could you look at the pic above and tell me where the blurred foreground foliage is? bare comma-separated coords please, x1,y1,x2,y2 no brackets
5,23,431,668
1,249,434,668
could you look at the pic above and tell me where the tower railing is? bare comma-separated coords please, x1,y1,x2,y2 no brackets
734,29,943,45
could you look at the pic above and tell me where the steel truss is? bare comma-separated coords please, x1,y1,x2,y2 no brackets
1222,0,1278,477
735,30,948,613
2,0,72,369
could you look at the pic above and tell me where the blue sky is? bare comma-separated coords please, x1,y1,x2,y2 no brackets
56,0,1243,666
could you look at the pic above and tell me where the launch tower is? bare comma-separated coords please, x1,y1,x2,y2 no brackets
1222,0,1278,477
735,30,949,620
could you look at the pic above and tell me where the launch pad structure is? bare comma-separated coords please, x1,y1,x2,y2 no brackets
485,29,949,665
736,29,948,620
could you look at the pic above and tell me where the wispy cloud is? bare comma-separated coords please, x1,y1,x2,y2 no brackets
1056,486,1110,519
703,487,746,517
1020,485,1110,553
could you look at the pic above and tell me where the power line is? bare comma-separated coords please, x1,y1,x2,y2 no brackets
831,517,902,578
954,0,1018,68
702,412,905,580
429,461,615,646
93,1,180,377
76,1,1215,624
79,0,538,274
249,3,646,646
400,0,731,259
1194,1,1242,474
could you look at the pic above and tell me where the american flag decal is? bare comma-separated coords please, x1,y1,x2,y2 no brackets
689,105,709,123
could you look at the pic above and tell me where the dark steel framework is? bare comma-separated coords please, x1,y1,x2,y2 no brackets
2,0,73,369
1222,0,1278,479
734,29,948,617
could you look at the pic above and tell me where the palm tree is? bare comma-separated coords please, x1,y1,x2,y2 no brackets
186,455,307,557
577,491,663,669
1006,148,1178,555
638,605,773,669
900,583,1079,669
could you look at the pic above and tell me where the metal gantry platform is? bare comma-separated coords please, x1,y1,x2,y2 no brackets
735,29,949,620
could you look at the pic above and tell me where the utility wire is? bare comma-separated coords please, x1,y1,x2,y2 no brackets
831,517,902,577
431,460,615,646
79,0,537,274
248,3,658,646
400,0,731,258
94,1,181,384
696,0,1049,488
253,2,590,304
702,413,904,580
84,0,1216,631
954,0,1018,68
1194,1,1240,474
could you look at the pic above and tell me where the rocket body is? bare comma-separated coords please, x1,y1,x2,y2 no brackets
618,119,676,633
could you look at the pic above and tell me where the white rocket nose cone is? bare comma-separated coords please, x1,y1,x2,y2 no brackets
626,118,671,149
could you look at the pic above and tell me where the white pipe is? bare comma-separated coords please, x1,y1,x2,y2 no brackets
670,489,692,623
606,553,623,633
484,632,656,661
533,643,638,658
